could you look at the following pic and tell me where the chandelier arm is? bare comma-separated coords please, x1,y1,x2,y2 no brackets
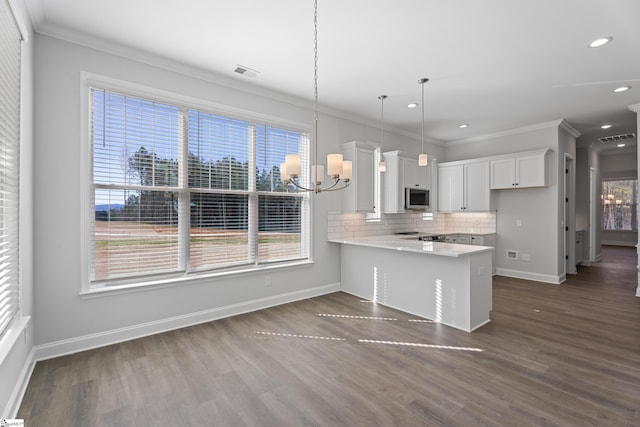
320,180,351,192
286,178,316,193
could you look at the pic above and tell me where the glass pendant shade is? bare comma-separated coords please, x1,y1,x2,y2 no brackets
418,153,428,166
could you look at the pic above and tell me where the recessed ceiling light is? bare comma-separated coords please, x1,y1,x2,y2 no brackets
588,37,613,48
617,143,626,148
601,124,612,129
613,86,631,93
459,124,469,129
407,103,418,109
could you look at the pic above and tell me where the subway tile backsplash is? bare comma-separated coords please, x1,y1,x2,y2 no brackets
327,211,497,240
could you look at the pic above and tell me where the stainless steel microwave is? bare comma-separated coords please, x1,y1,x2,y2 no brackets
405,187,429,210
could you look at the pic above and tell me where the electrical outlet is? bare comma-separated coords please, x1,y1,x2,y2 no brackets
507,250,519,260
265,275,272,286
522,253,531,262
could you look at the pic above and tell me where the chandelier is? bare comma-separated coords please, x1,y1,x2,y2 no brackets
280,0,352,193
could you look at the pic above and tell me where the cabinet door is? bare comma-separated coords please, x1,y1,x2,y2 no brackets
490,158,516,189
415,160,429,189
464,162,490,211
342,143,375,212
402,157,422,188
438,165,464,212
354,148,375,211
516,154,547,188
455,235,471,244
469,235,483,245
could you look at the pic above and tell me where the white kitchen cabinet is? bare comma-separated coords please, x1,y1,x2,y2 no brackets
446,234,471,244
490,150,549,189
472,234,496,275
383,150,432,213
342,141,376,212
438,161,490,212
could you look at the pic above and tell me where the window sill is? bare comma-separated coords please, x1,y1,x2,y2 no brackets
79,260,314,299
0,315,31,367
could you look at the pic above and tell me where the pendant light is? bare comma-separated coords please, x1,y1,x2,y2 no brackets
280,0,351,193
418,78,429,166
378,95,387,172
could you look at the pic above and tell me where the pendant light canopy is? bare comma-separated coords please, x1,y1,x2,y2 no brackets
280,0,351,193
418,78,429,167
378,94,387,172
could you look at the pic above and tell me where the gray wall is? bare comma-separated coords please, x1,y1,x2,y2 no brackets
445,123,573,283
32,34,442,351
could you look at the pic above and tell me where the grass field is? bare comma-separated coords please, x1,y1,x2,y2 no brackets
93,221,302,281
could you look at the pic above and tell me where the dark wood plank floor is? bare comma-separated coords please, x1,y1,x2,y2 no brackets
18,246,640,426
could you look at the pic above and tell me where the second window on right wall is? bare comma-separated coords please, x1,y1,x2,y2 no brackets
602,179,638,231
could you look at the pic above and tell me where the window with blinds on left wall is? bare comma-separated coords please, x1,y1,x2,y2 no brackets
89,86,310,289
0,0,22,342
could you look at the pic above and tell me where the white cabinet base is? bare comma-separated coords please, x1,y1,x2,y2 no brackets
340,244,492,332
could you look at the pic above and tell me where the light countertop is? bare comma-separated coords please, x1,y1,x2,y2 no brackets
329,234,495,258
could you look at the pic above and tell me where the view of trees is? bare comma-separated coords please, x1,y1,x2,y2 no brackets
602,179,637,231
96,146,300,232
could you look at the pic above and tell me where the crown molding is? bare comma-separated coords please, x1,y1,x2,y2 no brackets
446,119,566,147
558,119,581,138
33,23,444,148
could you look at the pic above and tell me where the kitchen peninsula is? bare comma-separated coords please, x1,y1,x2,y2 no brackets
330,235,494,332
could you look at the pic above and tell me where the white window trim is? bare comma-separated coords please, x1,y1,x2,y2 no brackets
0,0,28,349
79,72,314,295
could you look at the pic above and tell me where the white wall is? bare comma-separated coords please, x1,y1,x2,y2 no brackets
0,0,35,417
444,122,568,283
32,34,437,355
589,145,603,261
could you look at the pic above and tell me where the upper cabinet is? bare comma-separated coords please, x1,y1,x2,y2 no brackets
383,150,433,214
490,150,550,189
342,141,376,212
438,161,490,212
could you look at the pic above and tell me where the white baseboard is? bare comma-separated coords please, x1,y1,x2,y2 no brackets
495,268,563,284
3,347,36,418
35,283,340,361
601,240,637,247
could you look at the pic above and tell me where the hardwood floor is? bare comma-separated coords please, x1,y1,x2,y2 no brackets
18,246,640,426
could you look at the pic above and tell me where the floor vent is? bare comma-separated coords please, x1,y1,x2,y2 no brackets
598,133,636,144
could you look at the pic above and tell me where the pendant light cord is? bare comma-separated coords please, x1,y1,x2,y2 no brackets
313,0,319,187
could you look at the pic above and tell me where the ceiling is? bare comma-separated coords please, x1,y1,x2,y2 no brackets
24,0,640,150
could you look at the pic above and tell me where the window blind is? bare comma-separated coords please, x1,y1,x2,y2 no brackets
91,89,182,281
255,125,309,262
90,85,310,285
0,0,22,339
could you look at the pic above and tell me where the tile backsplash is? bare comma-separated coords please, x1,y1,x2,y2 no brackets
327,211,497,240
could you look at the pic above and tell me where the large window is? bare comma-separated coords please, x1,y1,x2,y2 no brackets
89,86,310,287
602,179,637,231
0,0,22,340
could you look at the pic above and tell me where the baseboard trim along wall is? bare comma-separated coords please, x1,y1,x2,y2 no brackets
601,240,637,247
34,283,340,361
495,269,563,284
3,347,36,419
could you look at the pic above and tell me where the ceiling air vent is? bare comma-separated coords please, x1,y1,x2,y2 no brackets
233,64,259,78
598,133,636,144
